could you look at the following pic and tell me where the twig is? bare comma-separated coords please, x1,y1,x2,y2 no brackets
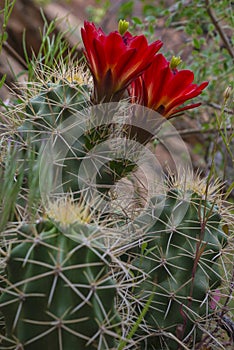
207,102,233,115
205,0,234,60
154,126,233,139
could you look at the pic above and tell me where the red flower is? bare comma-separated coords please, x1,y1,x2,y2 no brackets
81,21,162,103
129,54,208,118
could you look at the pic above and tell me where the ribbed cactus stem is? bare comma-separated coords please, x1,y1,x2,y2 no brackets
124,186,228,349
0,217,120,350
19,80,136,199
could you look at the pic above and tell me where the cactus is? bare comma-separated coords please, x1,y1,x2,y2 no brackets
17,78,90,195
18,77,136,199
0,19,233,350
0,199,121,350
123,177,229,349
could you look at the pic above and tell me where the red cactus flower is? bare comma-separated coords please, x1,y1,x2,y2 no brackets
129,53,208,118
81,21,163,103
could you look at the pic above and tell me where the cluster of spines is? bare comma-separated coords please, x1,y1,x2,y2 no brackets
17,79,138,200
121,187,229,349
0,216,123,350
0,68,232,350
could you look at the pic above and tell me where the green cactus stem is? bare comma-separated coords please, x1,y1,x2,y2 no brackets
18,78,136,200
124,182,228,349
0,205,121,350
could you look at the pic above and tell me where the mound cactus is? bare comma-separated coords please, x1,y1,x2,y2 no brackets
124,177,229,349
0,200,121,350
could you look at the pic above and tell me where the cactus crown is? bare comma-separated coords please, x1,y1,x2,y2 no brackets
46,196,91,227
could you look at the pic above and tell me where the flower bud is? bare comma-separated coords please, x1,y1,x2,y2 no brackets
118,19,129,35
223,85,232,102
169,56,182,69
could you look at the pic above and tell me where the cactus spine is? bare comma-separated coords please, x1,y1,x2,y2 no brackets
18,78,135,199
0,201,121,350
0,20,233,350
124,180,228,349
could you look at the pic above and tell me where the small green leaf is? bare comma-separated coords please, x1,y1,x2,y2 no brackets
0,74,6,88
193,38,200,49
145,15,156,23
132,16,142,25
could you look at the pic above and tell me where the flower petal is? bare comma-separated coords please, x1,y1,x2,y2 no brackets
81,21,163,102
129,52,208,118
166,102,202,118
104,32,127,66
165,70,195,100
165,81,209,112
